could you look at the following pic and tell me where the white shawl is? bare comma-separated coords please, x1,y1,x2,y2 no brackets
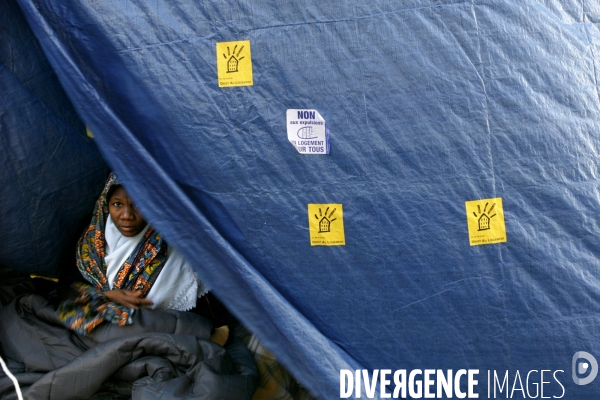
104,215,209,311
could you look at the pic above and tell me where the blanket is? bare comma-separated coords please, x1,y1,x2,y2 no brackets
0,294,258,399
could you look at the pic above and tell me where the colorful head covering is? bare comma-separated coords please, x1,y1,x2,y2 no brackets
77,172,168,292
59,172,169,334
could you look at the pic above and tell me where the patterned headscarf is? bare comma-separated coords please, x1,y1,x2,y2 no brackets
77,172,168,292
59,172,169,334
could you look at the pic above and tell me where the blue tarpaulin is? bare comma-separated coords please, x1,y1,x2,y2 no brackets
2,0,600,398
0,0,108,278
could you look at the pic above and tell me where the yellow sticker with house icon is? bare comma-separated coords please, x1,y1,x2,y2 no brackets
216,40,253,87
308,204,345,246
465,197,507,246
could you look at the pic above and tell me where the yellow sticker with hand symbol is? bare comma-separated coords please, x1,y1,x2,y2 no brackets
465,197,506,246
308,204,345,246
216,40,253,87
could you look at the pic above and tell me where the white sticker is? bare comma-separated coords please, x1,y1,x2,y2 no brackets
286,109,330,155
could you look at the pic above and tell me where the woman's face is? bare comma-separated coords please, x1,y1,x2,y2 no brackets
108,186,147,237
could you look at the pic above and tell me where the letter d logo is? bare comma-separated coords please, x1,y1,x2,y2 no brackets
572,351,598,385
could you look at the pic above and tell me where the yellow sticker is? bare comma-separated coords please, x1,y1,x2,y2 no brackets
465,197,507,246
216,40,253,87
308,204,345,246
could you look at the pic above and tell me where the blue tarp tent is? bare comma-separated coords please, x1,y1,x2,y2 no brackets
2,0,600,398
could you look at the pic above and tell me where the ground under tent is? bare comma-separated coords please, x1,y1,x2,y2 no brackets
2,0,600,399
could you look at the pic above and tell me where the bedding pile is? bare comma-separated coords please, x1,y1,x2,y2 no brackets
0,291,258,400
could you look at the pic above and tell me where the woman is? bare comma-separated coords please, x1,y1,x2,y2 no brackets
59,173,308,399
58,173,226,341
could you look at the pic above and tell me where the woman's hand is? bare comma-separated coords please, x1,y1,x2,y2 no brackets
104,289,154,309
